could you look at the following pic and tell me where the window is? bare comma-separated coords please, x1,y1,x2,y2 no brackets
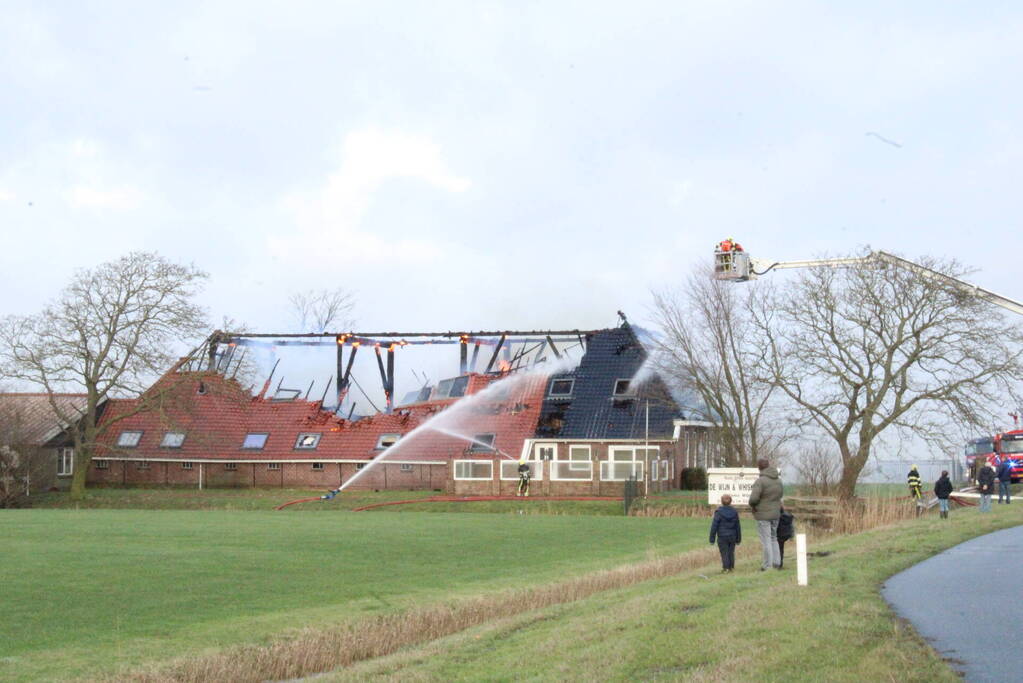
454,460,493,480
242,433,268,450
94,459,109,470
160,431,186,448
181,462,193,470
549,378,574,397
375,433,401,450
224,463,237,471
613,379,631,396
117,431,143,448
434,375,470,399
534,443,557,461
57,448,74,476
268,463,281,471
601,446,658,481
399,463,414,472
500,460,543,481
136,461,150,470
311,463,324,471
294,433,322,450
549,445,592,480
469,433,496,453
355,463,365,470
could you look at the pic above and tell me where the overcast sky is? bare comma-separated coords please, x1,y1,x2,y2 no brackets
3,1,1023,408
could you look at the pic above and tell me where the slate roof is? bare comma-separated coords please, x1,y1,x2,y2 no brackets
0,393,88,446
535,323,681,440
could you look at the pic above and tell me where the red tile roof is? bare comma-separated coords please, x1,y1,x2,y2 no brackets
95,370,548,464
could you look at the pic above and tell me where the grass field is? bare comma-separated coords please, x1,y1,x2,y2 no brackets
0,508,720,681
327,505,1023,682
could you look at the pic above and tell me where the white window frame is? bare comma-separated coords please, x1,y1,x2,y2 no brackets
311,462,324,471
160,431,186,448
224,462,237,471
117,431,143,448
375,433,401,450
601,446,657,481
136,461,151,470
565,445,592,470
500,460,543,481
454,460,493,480
94,459,109,470
613,379,632,397
399,463,414,472
533,443,557,461
181,462,193,470
548,378,575,398
268,462,281,471
57,447,74,476
294,433,322,450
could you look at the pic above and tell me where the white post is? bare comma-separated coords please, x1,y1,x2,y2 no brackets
796,533,808,586
199,462,203,491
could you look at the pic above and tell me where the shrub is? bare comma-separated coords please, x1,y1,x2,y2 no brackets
680,467,707,490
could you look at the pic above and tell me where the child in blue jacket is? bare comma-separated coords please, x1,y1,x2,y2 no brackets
709,494,742,573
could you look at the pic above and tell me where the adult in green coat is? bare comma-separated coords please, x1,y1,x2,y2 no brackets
747,459,783,570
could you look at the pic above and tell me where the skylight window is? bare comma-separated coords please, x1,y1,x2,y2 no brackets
613,379,632,396
116,431,143,448
376,433,401,450
294,433,321,450
160,432,186,448
242,433,268,450
469,433,496,452
549,378,574,397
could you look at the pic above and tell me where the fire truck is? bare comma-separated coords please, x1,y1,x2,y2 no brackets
994,428,1023,482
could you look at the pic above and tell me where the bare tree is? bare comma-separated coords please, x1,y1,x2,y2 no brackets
289,287,355,333
0,252,208,499
750,252,1023,499
792,441,842,496
652,267,790,467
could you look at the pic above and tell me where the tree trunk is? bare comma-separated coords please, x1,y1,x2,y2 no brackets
837,446,870,500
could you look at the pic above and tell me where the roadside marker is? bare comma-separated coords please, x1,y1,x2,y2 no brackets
796,533,808,586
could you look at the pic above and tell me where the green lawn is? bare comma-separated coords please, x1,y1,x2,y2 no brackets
329,506,1023,682
0,509,720,681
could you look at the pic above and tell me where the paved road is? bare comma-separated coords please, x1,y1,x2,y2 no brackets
882,524,1023,682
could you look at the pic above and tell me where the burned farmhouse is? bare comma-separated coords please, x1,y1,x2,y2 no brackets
84,320,713,496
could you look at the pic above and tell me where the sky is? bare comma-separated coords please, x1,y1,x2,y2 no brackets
3,1,1023,409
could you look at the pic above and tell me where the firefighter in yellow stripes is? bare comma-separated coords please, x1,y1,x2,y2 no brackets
907,465,923,501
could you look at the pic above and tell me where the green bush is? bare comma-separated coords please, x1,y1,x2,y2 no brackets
680,467,707,490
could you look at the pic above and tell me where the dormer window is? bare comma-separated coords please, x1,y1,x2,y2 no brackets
376,433,401,450
160,432,186,448
242,433,268,450
549,379,574,397
294,433,321,450
117,431,143,448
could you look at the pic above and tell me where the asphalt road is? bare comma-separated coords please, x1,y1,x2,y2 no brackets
882,523,1023,682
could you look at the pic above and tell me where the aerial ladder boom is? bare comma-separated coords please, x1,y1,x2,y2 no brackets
713,242,1023,316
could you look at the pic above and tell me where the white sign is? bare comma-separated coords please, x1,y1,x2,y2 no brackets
707,467,760,506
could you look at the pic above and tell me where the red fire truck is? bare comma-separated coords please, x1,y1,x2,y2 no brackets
994,430,1023,482
964,430,1023,483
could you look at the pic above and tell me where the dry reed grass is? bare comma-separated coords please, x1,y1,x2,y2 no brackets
830,495,920,535
629,504,713,518
113,545,751,683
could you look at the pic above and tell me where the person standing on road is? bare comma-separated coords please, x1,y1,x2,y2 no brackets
748,458,783,571
978,461,996,512
996,458,1013,504
934,470,953,519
